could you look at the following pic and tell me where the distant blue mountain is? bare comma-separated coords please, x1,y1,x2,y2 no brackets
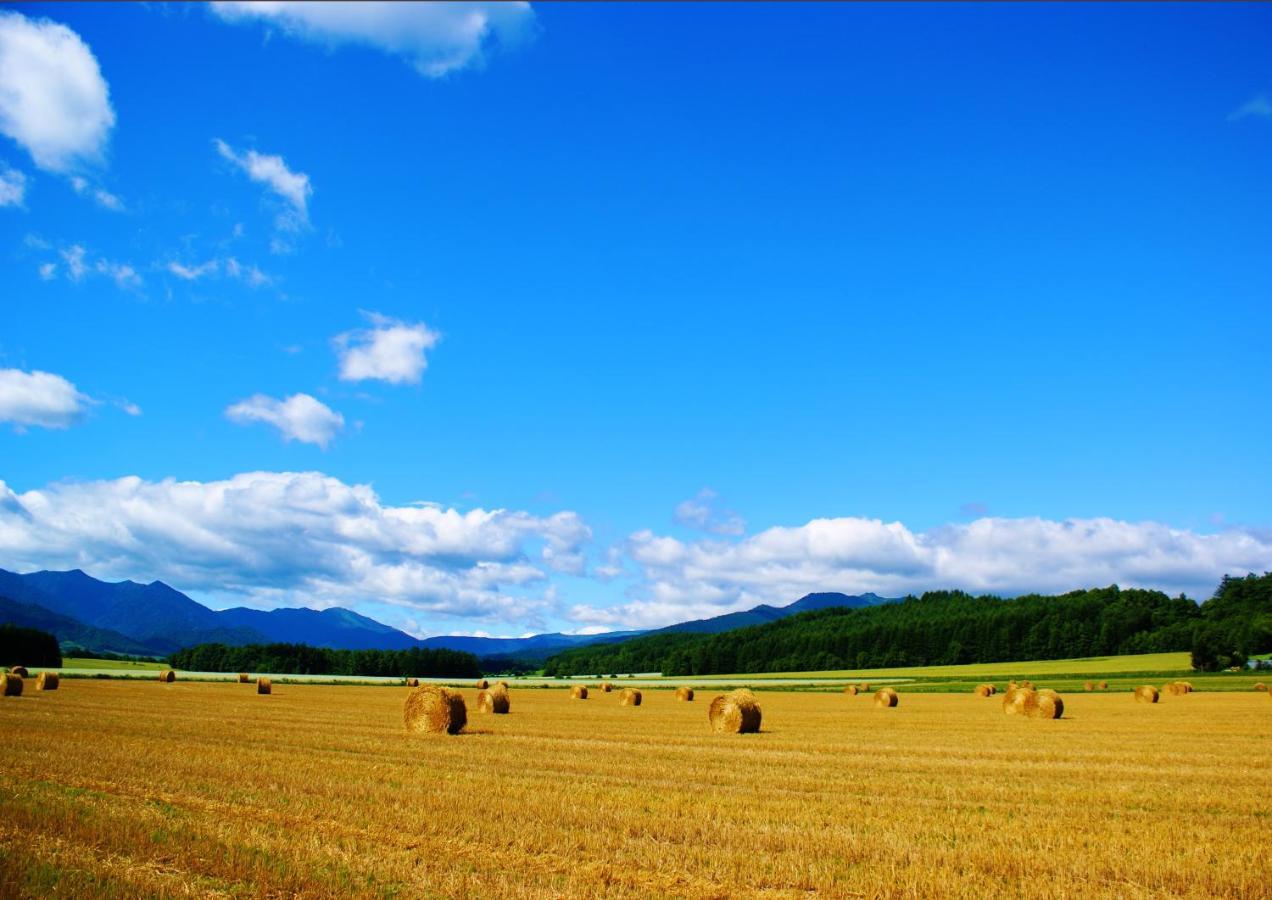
217,605,420,650
419,630,645,659
647,591,889,636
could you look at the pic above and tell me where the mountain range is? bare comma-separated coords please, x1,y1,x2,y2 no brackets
0,566,892,662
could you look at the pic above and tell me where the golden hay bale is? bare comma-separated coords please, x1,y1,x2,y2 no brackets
158,669,175,683
1099,680,1108,690
974,684,995,697
708,689,761,733
1254,683,1267,692
570,684,588,699
405,678,420,688
1,674,22,697
874,687,899,708
256,677,272,695
844,685,859,696
35,672,59,691
859,683,871,692
1179,682,1193,692
475,679,489,689
1002,688,1033,715
496,680,510,690
619,687,642,707
1008,680,1017,690
1023,690,1064,720
237,673,249,683
9,666,28,677
1084,681,1094,691
477,686,510,714
1020,680,1034,690
403,684,467,735
599,682,613,693
675,686,694,701
1134,685,1159,704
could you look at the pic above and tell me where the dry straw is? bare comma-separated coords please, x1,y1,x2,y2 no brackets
237,673,249,683
9,666,28,677
256,677,272,695
403,684,467,734
406,678,420,688
1134,685,1159,704
475,679,489,689
974,684,996,697
1,674,22,697
599,682,614,693
1254,683,1267,692
1002,687,1031,715
844,685,859,696
874,687,899,708
570,684,588,700
496,680,510,690
35,672,58,691
477,686,510,714
675,686,694,701
1163,681,1193,697
859,683,871,692
1099,680,1108,690
708,689,761,733
1023,689,1064,720
1084,681,1094,691
158,669,176,683
619,688,642,706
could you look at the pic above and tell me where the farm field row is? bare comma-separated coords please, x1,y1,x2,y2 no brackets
1,680,1268,897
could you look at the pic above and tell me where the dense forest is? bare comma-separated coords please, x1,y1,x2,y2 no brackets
169,642,481,678
545,574,1272,676
1,624,63,668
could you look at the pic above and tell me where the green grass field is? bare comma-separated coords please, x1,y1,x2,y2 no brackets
59,657,167,671
707,651,1193,679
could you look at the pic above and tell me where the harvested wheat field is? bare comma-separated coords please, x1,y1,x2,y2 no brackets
0,681,1269,898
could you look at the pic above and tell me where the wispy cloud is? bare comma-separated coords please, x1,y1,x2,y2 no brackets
674,488,746,536
225,392,345,447
215,139,311,245
1228,94,1272,122
0,164,26,207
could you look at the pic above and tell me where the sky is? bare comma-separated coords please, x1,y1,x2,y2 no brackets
1,2,1270,639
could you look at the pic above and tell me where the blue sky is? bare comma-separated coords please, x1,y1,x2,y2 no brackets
1,2,1270,637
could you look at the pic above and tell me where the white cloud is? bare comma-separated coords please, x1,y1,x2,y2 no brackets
209,1,535,79
0,11,114,173
335,312,440,385
576,516,1272,630
674,487,746,536
215,139,311,234
0,470,591,626
95,258,141,290
1229,94,1272,122
0,163,25,207
0,368,91,429
225,393,345,448
37,261,55,280
59,244,85,279
70,175,122,211
168,259,219,281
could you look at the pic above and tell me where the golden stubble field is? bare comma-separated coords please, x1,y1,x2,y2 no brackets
1,681,1269,899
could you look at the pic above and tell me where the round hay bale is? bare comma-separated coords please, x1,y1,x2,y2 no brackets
475,679,489,689
1083,681,1094,691
859,683,871,692
1002,688,1033,715
1254,682,1267,692
675,686,694,701
158,669,175,683
844,685,859,696
599,682,613,693
974,684,995,697
477,686,510,714
1008,680,1017,690
237,673,250,683
1020,680,1034,690
1,674,23,697
403,684,467,735
708,688,761,733
496,680,510,690
1024,690,1064,720
570,684,588,700
1134,685,1159,704
874,687,899,708
1099,680,1108,690
35,672,59,691
619,688,642,707
256,677,272,695
9,666,28,678
405,678,420,688
1179,682,1193,692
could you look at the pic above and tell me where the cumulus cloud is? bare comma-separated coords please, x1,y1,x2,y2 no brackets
0,368,91,430
1229,94,1272,122
574,516,1272,630
674,488,746,536
209,1,535,79
215,139,311,236
335,312,440,384
0,163,25,207
0,471,592,625
225,393,345,448
0,11,114,173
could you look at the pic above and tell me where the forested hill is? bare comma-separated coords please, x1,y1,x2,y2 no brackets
544,574,1272,676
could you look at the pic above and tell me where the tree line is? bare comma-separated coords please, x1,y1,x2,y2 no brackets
168,642,482,678
545,574,1272,676
1,624,63,668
